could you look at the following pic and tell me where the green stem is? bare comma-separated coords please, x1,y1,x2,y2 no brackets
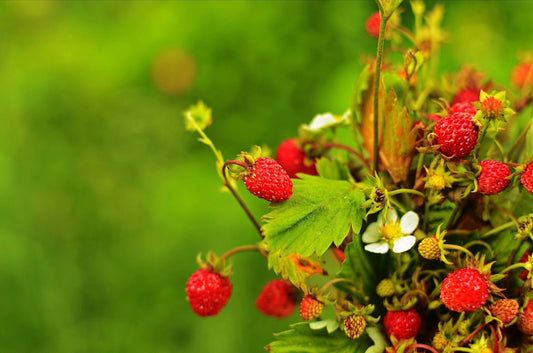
221,244,261,260
388,188,425,198
223,162,263,237
500,262,528,275
317,278,358,296
443,244,474,259
372,4,388,173
506,111,533,161
480,221,515,238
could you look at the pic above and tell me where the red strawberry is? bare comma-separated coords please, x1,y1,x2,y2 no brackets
365,12,381,38
518,300,533,335
440,268,488,312
256,279,297,318
519,251,531,280
449,102,477,116
433,112,479,159
477,160,511,195
299,295,324,321
243,157,293,202
521,163,533,194
512,62,533,89
186,268,232,317
490,299,519,324
383,308,421,340
427,113,441,122
450,87,481,105
275,138,317,178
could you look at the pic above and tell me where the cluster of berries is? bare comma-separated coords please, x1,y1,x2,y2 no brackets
185,2,533,352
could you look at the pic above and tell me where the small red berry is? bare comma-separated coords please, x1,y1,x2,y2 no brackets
433,112,479,159
427,113,441,122
256,279,297,318
365,12,381,38
440,268,488,312
449,102,477,116
383,308,421,340
451,87,481,105
477,160,511,195
275,138,317,179
512,62,533,89
186,268,232,317
490,299,519,324
518,300,533,335
243,157,293,202
521,163,533,194
299,295,325,321
519,251,531,280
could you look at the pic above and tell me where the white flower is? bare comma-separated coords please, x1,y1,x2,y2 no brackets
308,113,338,131
362,209,419,254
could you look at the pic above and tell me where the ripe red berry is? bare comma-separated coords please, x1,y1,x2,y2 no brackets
243,157,293,202
490,299,519,324
518,300,533,335
433,112,479,159
440,268,488,312
186,268,232,317
383,308,421,340
450,87,481,106
477,160,511,195
365,12,381,38
256,279,297,318
512,62,533,89
449,102,477,116
275,138,317,179
299,295,324,321
521,163,533,194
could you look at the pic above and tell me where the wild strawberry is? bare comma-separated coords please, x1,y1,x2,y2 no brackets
256,279,297,318
490,299,519,324
449,102,477,116
433,112,479,159
519,251,531,280
376,278,395,297
512,62,533,89
383,308,421,340
451,87,481,105
186,268,232,317
440,268,488,312
365,12,381,38
427,113,441,122
418,236,441,260
243,157,293,202
299,295,324,320
344,314,367,339
477,160,511,195
521,163,533,194
275,138,317,179
518,300,533,335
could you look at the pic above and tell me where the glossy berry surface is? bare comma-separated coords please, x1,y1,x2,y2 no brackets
433,112,479,159
440,268,488,312
490,299,519,324
275,138,317,178
521,163,533,194
243,157,293,202
186,268,232,317
477,159,511,195
449,102,477,116
383,308,421,340
256,279,297,318
518,300,533,335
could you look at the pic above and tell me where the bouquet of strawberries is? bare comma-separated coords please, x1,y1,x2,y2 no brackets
184,1,533,351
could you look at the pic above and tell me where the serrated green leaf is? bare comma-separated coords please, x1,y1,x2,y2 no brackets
309,319,340,334
512,189,533,217
315,157,352,181
183,101,212,131
268,322,373,353
427,200,456,233
262,175,365,257
268,250,325,287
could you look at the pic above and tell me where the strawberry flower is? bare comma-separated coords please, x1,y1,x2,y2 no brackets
362,209,419,254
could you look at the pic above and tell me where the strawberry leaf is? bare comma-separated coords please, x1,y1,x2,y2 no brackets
267,322,373,353
262,175,365,257
268,250,325,287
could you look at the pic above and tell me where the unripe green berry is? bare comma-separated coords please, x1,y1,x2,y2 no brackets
376,279,395,297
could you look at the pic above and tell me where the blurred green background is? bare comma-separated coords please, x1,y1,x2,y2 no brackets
1,1,532,352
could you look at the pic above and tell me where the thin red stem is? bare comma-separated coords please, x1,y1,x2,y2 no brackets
322,142,372,171
405,343,439,353
458,322,487,347
221,245,262,260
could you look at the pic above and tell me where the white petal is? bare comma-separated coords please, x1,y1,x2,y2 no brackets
362,222,381,243
392,236,416,253
377,208,398,227
308,113,337,131
400,211,419,234
364,242,390,254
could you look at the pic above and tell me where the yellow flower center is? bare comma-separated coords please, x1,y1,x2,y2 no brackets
379,223,402,241
428,175,446,191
